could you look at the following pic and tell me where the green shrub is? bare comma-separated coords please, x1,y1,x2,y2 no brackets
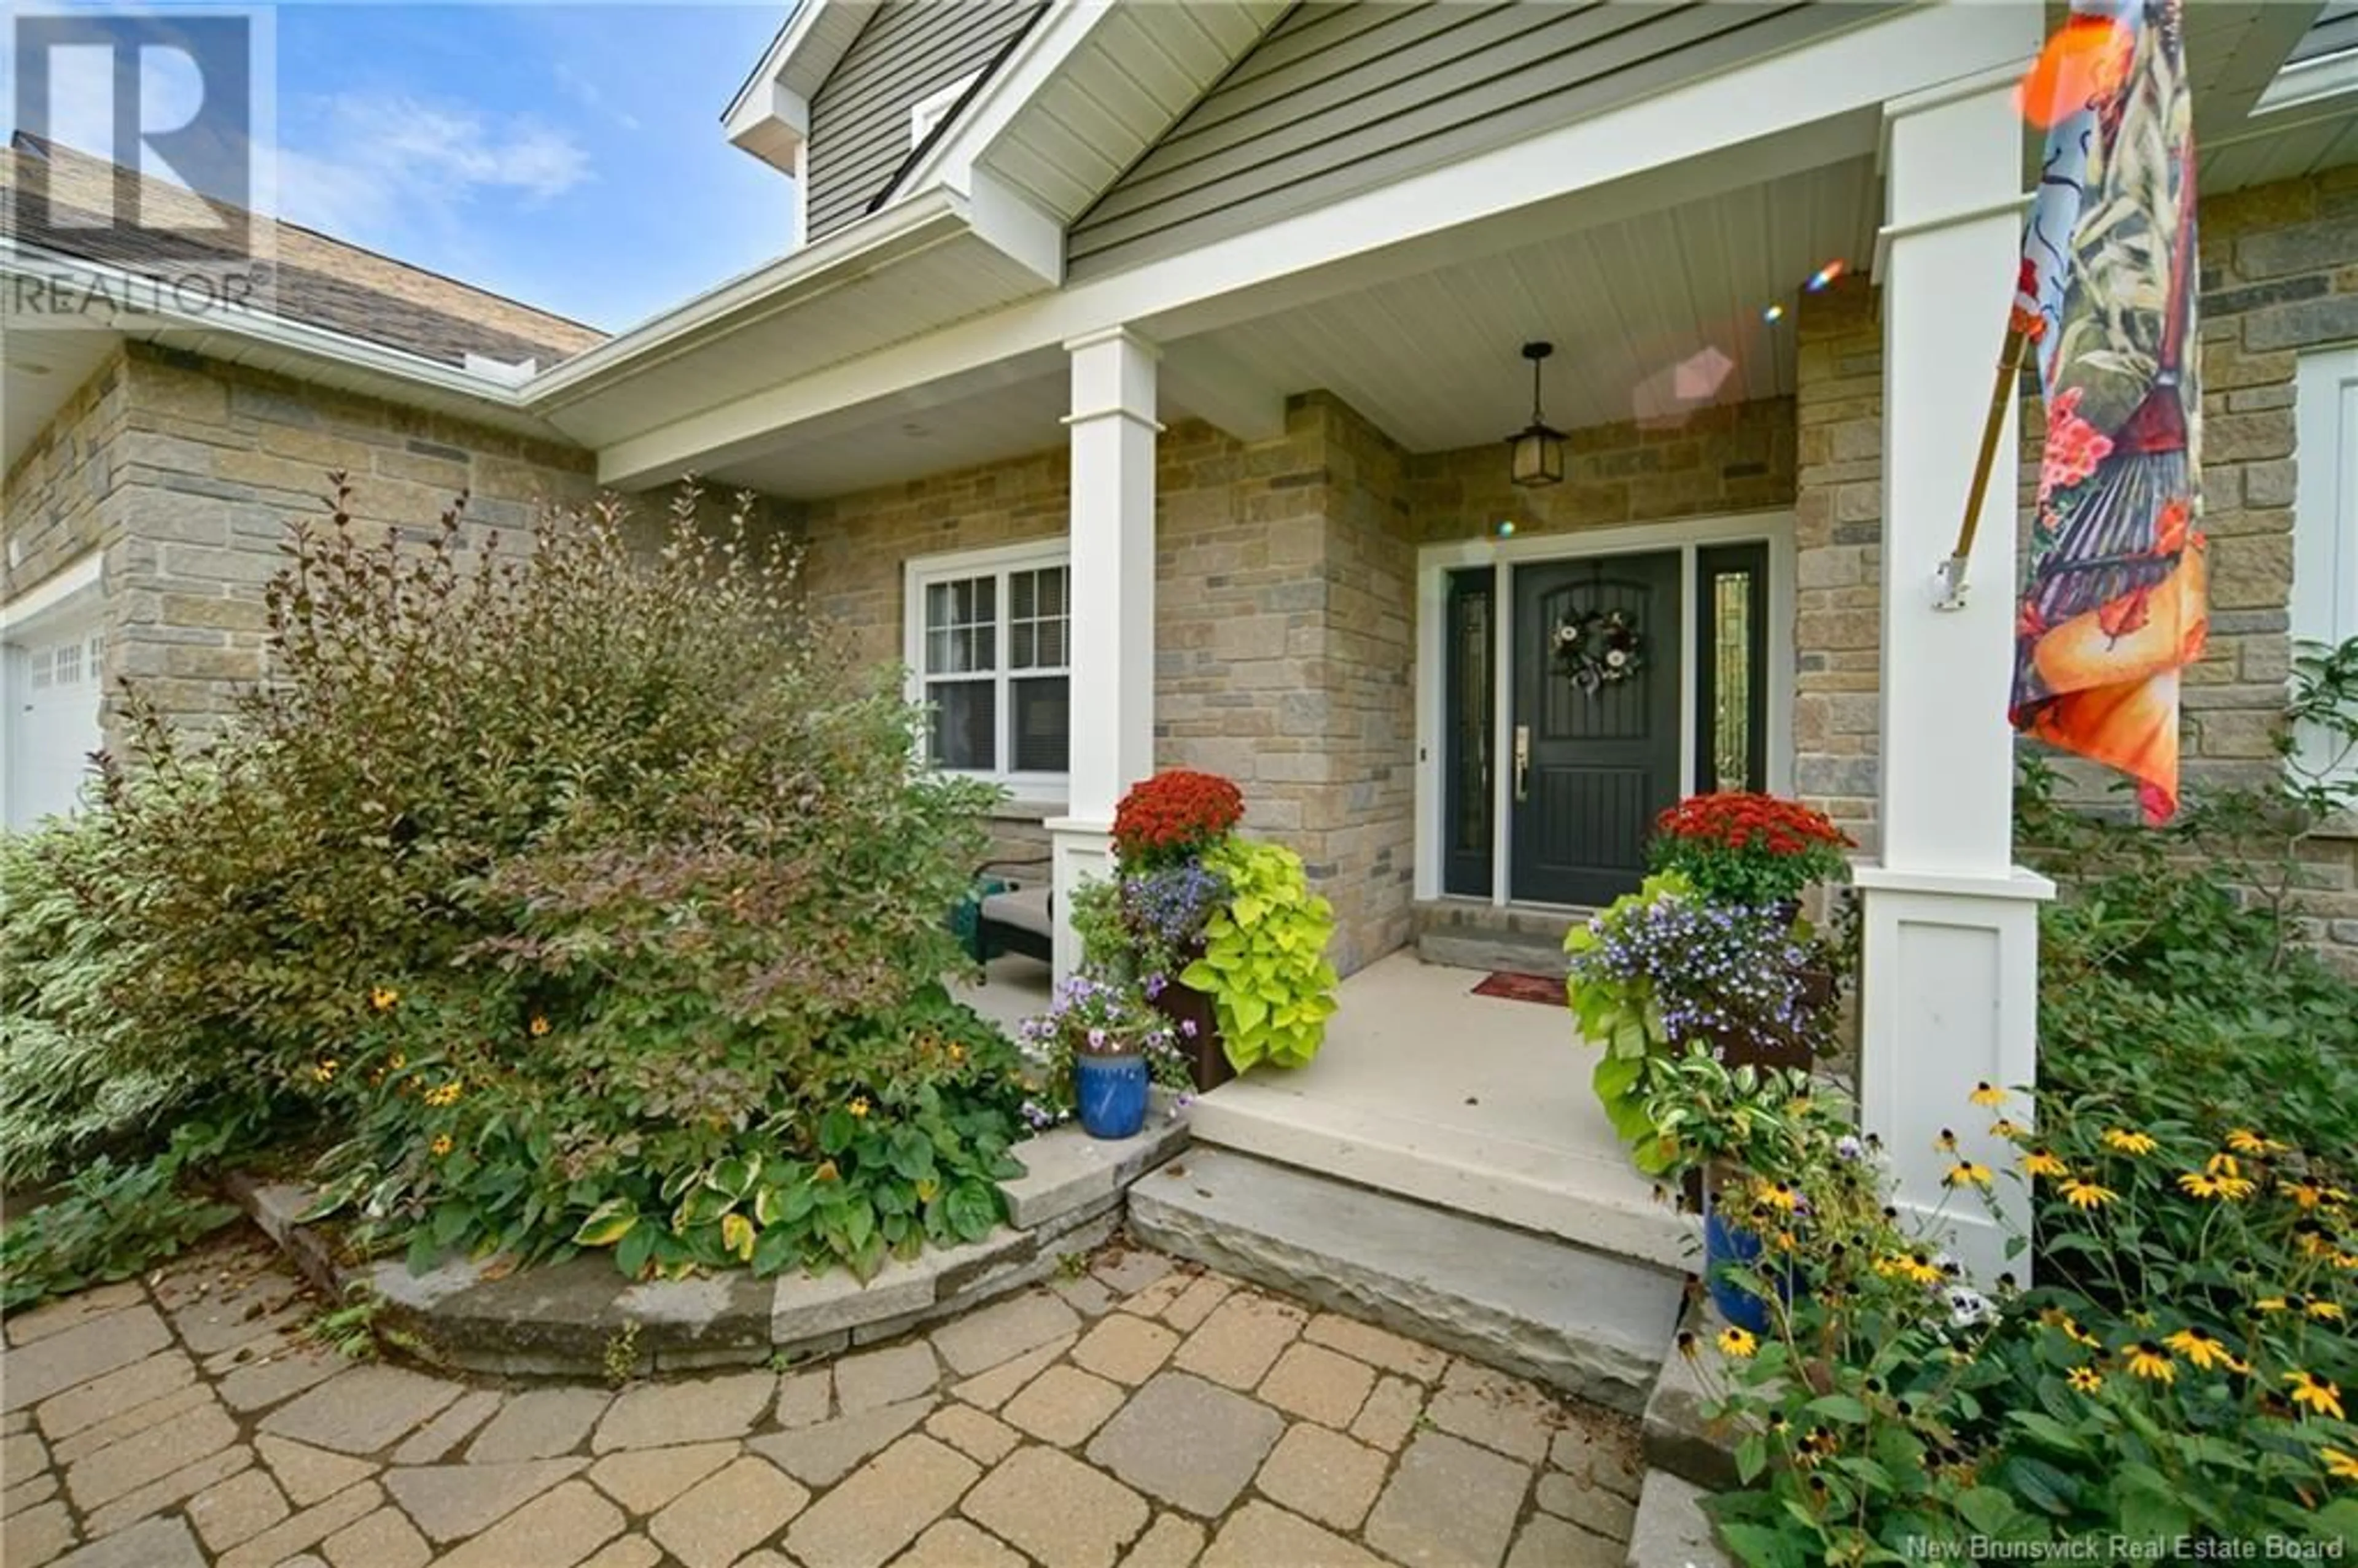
76,478,1021,1279
0,782,207,1185
1,1124,241,1312
1178,837,1337,1071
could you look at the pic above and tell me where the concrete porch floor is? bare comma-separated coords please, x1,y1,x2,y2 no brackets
952,952,1693,1273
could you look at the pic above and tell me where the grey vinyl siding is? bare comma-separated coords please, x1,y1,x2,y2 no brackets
1068,1,1886,277
805,0,1044,241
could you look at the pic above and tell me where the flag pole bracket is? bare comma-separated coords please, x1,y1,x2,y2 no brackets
1932,554,1971,611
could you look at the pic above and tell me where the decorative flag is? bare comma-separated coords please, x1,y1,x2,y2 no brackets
2009,0,2206,825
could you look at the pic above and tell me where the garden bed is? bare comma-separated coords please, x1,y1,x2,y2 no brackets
226,1106,1188,1378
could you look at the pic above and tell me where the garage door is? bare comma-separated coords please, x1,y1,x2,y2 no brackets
5,618,105,828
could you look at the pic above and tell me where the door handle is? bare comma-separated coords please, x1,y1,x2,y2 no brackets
1514,724,1530,802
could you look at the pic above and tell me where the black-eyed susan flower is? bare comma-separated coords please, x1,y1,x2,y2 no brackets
2286,1370,2346,1420
2067,1365,2104,1394
1676,1330,1700,1360
2101,1128,2157,1157
2162,1328,2233,1371
370,985,399,1011
424,1081,462,1108
1988,1119,2027,1142
2123,1343,2175,1384
1754,1181,1802,1213
1969,1082,2006,1108
1944,1162,1994,1190
947,1042,965,1063
311,1059,339,1084
2290,1180,2331,1210
2258,1295,2306,1316
849,1097,870,1119
2023,1148,2069,1179
1716,1327,1759,1359
1934,1128,1959,1153
2059,1176,2117,1210
430,1134,453,1157
1878,1252,1944,1287
2324,1447,2358,1483
2226,1129,2288,1157
2179,1170,2256,1201
529,1014,551,1038
2308,1300,2347,1322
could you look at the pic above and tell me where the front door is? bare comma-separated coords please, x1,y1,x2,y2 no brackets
1509,553,1683,906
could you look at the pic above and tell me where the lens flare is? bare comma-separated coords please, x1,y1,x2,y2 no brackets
1805,260,1846,293
1762,303,1786,324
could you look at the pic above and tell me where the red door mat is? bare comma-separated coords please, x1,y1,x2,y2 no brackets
1470,971,1565,1006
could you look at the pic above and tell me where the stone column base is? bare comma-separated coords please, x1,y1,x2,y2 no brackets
1854,864,2053,1286
1046,817,1115,982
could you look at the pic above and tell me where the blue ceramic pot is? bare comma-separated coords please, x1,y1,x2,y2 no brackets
1075,1052,1150,1139
1703,1208,1800,1336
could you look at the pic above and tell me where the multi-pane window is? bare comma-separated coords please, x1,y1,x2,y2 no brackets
909,547,1070,783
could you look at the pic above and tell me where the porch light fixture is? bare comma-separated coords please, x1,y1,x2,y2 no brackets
1508,341,1566,488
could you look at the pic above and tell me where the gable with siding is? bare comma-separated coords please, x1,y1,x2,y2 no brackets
804,0,1045,240
1067,0,1889,278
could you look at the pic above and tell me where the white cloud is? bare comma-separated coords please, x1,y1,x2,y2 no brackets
271,93,591,248
553,61,640,133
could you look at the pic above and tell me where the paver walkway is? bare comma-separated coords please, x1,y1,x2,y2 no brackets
0,1228,1642,1567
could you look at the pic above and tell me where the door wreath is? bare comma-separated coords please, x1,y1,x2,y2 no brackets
1552,607,1644,693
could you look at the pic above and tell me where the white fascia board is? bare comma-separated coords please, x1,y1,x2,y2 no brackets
2255,49,2358,114
0,551,103,630
523,188,974,409
891,0,1111,204
725,77,811,172
596,2,2024,487
0,241,534,410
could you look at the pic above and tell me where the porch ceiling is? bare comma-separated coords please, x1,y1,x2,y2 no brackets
703,155,1877,500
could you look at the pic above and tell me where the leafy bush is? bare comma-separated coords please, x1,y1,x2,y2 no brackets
1,1125,240,1311
0,796,205,1184
44,478,1027,1283
1178,836,1338,1071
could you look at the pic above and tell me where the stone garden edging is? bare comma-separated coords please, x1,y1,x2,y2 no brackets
226,1105,1189,1378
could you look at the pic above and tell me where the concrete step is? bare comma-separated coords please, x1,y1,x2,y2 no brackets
1127,1149,1684,1416
1412,899,1593,974
1186,1074,1694,1271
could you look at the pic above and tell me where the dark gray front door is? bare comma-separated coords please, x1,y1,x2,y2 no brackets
1511,553,1683,906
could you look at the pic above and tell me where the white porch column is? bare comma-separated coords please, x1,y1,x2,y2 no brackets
1860,56,2053,1285
1047,326,1160,979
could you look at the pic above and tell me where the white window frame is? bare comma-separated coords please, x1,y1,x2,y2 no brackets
903,539,1071,793
2293,344,2358,787
909,72,980,149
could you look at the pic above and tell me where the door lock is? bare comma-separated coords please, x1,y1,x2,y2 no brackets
1514,724,1530,803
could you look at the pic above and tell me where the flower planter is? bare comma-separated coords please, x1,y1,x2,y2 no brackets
1151,979,1232,1094
1702,1202,1802,1337
1073,1052,1150,1139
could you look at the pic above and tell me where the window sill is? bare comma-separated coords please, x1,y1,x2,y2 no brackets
991,798,1068,823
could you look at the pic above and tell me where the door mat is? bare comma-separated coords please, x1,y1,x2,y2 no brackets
1470,971,1566,1006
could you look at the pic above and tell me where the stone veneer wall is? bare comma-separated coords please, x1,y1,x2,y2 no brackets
1790,168,2358,968
796,395,1423,974
2,341,601,748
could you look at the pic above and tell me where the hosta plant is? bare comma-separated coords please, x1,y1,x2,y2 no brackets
1180,837,1339,1071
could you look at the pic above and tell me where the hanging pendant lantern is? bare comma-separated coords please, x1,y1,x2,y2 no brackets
1508,341,1566,488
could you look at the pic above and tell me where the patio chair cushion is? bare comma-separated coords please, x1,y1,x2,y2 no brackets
979,884,1053,939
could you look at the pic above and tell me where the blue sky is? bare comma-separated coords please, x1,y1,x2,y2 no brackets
17,3,800,333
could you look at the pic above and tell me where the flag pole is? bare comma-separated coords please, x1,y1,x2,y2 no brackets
1933,322,2034,611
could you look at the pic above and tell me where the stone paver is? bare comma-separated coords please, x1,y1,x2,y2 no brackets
1201,1501,1385,1568
586,1440,737,1513
1304,1314,1452,1382
1172,1294,1305,1391
785,1434,972,1568
1002,1365,1126,1446
257,1435,380,1506
593,1371,774,1451
381,1457,584,1542
1350,1374,1425,1451
1507,1513,1621,1568
1071,1313,1178,1385
1254,1422,1390,1532
1363,1431,1533,1568
261,1367,463,1456
929,1289,1082,1376
1425,1360,1557,1464
467,1388,610,1462
1086,1372,1282,1518
187,1466,292,1553
750,1397,933,1487
834,1341,940,1414
1257,1342,1376,1428
1,1233,1626,1568
652,1455,810,1568
925,1403,1020,1464
962,1445,1150,1568
893,1517,1027,1568
321,1505,434,1568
